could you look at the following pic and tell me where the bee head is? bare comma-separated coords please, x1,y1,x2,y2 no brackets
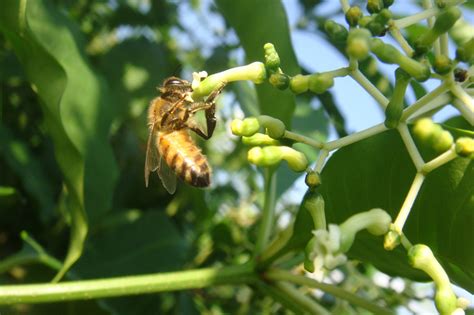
159,77,192,94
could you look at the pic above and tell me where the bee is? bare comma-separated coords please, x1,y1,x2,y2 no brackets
145,77,225,194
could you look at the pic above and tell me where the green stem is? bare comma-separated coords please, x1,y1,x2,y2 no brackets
453,98,474,125
273,281,331,315
392,172,425,234
0,264,256,305
401,80,450,121
255,168,277,257
397,123,425,171
421,146,457,174
394,7,439,29
350,70,389,109
389,26,414,56
264,269,394,315
283,130,324,149
324,123,387,151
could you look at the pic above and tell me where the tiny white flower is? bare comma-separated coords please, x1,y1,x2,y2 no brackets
191,71,208,90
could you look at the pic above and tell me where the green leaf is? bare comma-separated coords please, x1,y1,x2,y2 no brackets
98,38,178,123
73,210,188,314
320,129,474,291
0,124,55,221
0,0,118,280
215,0,300,127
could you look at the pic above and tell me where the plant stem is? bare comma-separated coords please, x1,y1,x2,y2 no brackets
255,168,277,257
314,149,329,173
350,70,389,109
0,264,256,305
273,281,331,315
324,123,387,151
392,172,425,234
450,84,474,118
452,98,474,125
394,7,439,29
284,130,324,149
401,81,450,121
389,26,414,56
264,269,394,315
397,123,425,171
422,146,457,174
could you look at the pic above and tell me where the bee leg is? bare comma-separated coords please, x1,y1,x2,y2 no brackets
205,82,227,103
187,119,208,139
204,104,216,139
160,96,187,128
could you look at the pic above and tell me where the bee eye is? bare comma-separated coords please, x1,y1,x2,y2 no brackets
164,78,183,86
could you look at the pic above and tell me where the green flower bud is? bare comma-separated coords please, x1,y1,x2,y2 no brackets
456,37,474,64
242,133,280,146
455,137,474,158
248,146,281,167
432,130,454,152
367,9,392,36
384,68,411,128
408,244,457,315
367,0,383,14
384,224,400,250
304,238,316,272
257,115,286,139
289,74,309,94
414,7,461,55
413,118,436,142
303,189,326,230
264,43,281,70
269,73,290,90
231,117,260,136
347,28,372,60
282,146,309,172
308,73,335,94
305,170,321,189
433,6,461,34
192,62,266,97
339,208,392,252
247,146,309,172
358,16,372,28
324,20,349,43
371,39,431,81
345,6,363,27
433,55,454,75
435,286,458,315
413,118,453,153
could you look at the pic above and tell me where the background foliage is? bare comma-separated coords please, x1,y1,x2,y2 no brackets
0,0,472,314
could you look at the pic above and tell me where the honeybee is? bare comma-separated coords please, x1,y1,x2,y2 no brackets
145,77,225,194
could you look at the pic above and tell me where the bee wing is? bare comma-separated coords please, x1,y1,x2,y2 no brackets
145,124,160,187
157,157,177,194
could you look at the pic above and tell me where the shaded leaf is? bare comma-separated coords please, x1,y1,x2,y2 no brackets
320,129,474,291
0,0,118,279
74,210,188,314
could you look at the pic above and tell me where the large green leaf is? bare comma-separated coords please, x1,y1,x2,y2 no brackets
0,0,118,279
0,124,56,221
215,0,300,127
319,129,473,291
74,210,188,314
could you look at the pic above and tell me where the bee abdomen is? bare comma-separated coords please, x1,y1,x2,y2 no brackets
160,130,211,188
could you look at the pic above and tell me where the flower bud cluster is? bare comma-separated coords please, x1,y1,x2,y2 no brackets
231,116,309,172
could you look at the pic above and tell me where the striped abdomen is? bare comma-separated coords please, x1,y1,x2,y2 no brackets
158,130,211,187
